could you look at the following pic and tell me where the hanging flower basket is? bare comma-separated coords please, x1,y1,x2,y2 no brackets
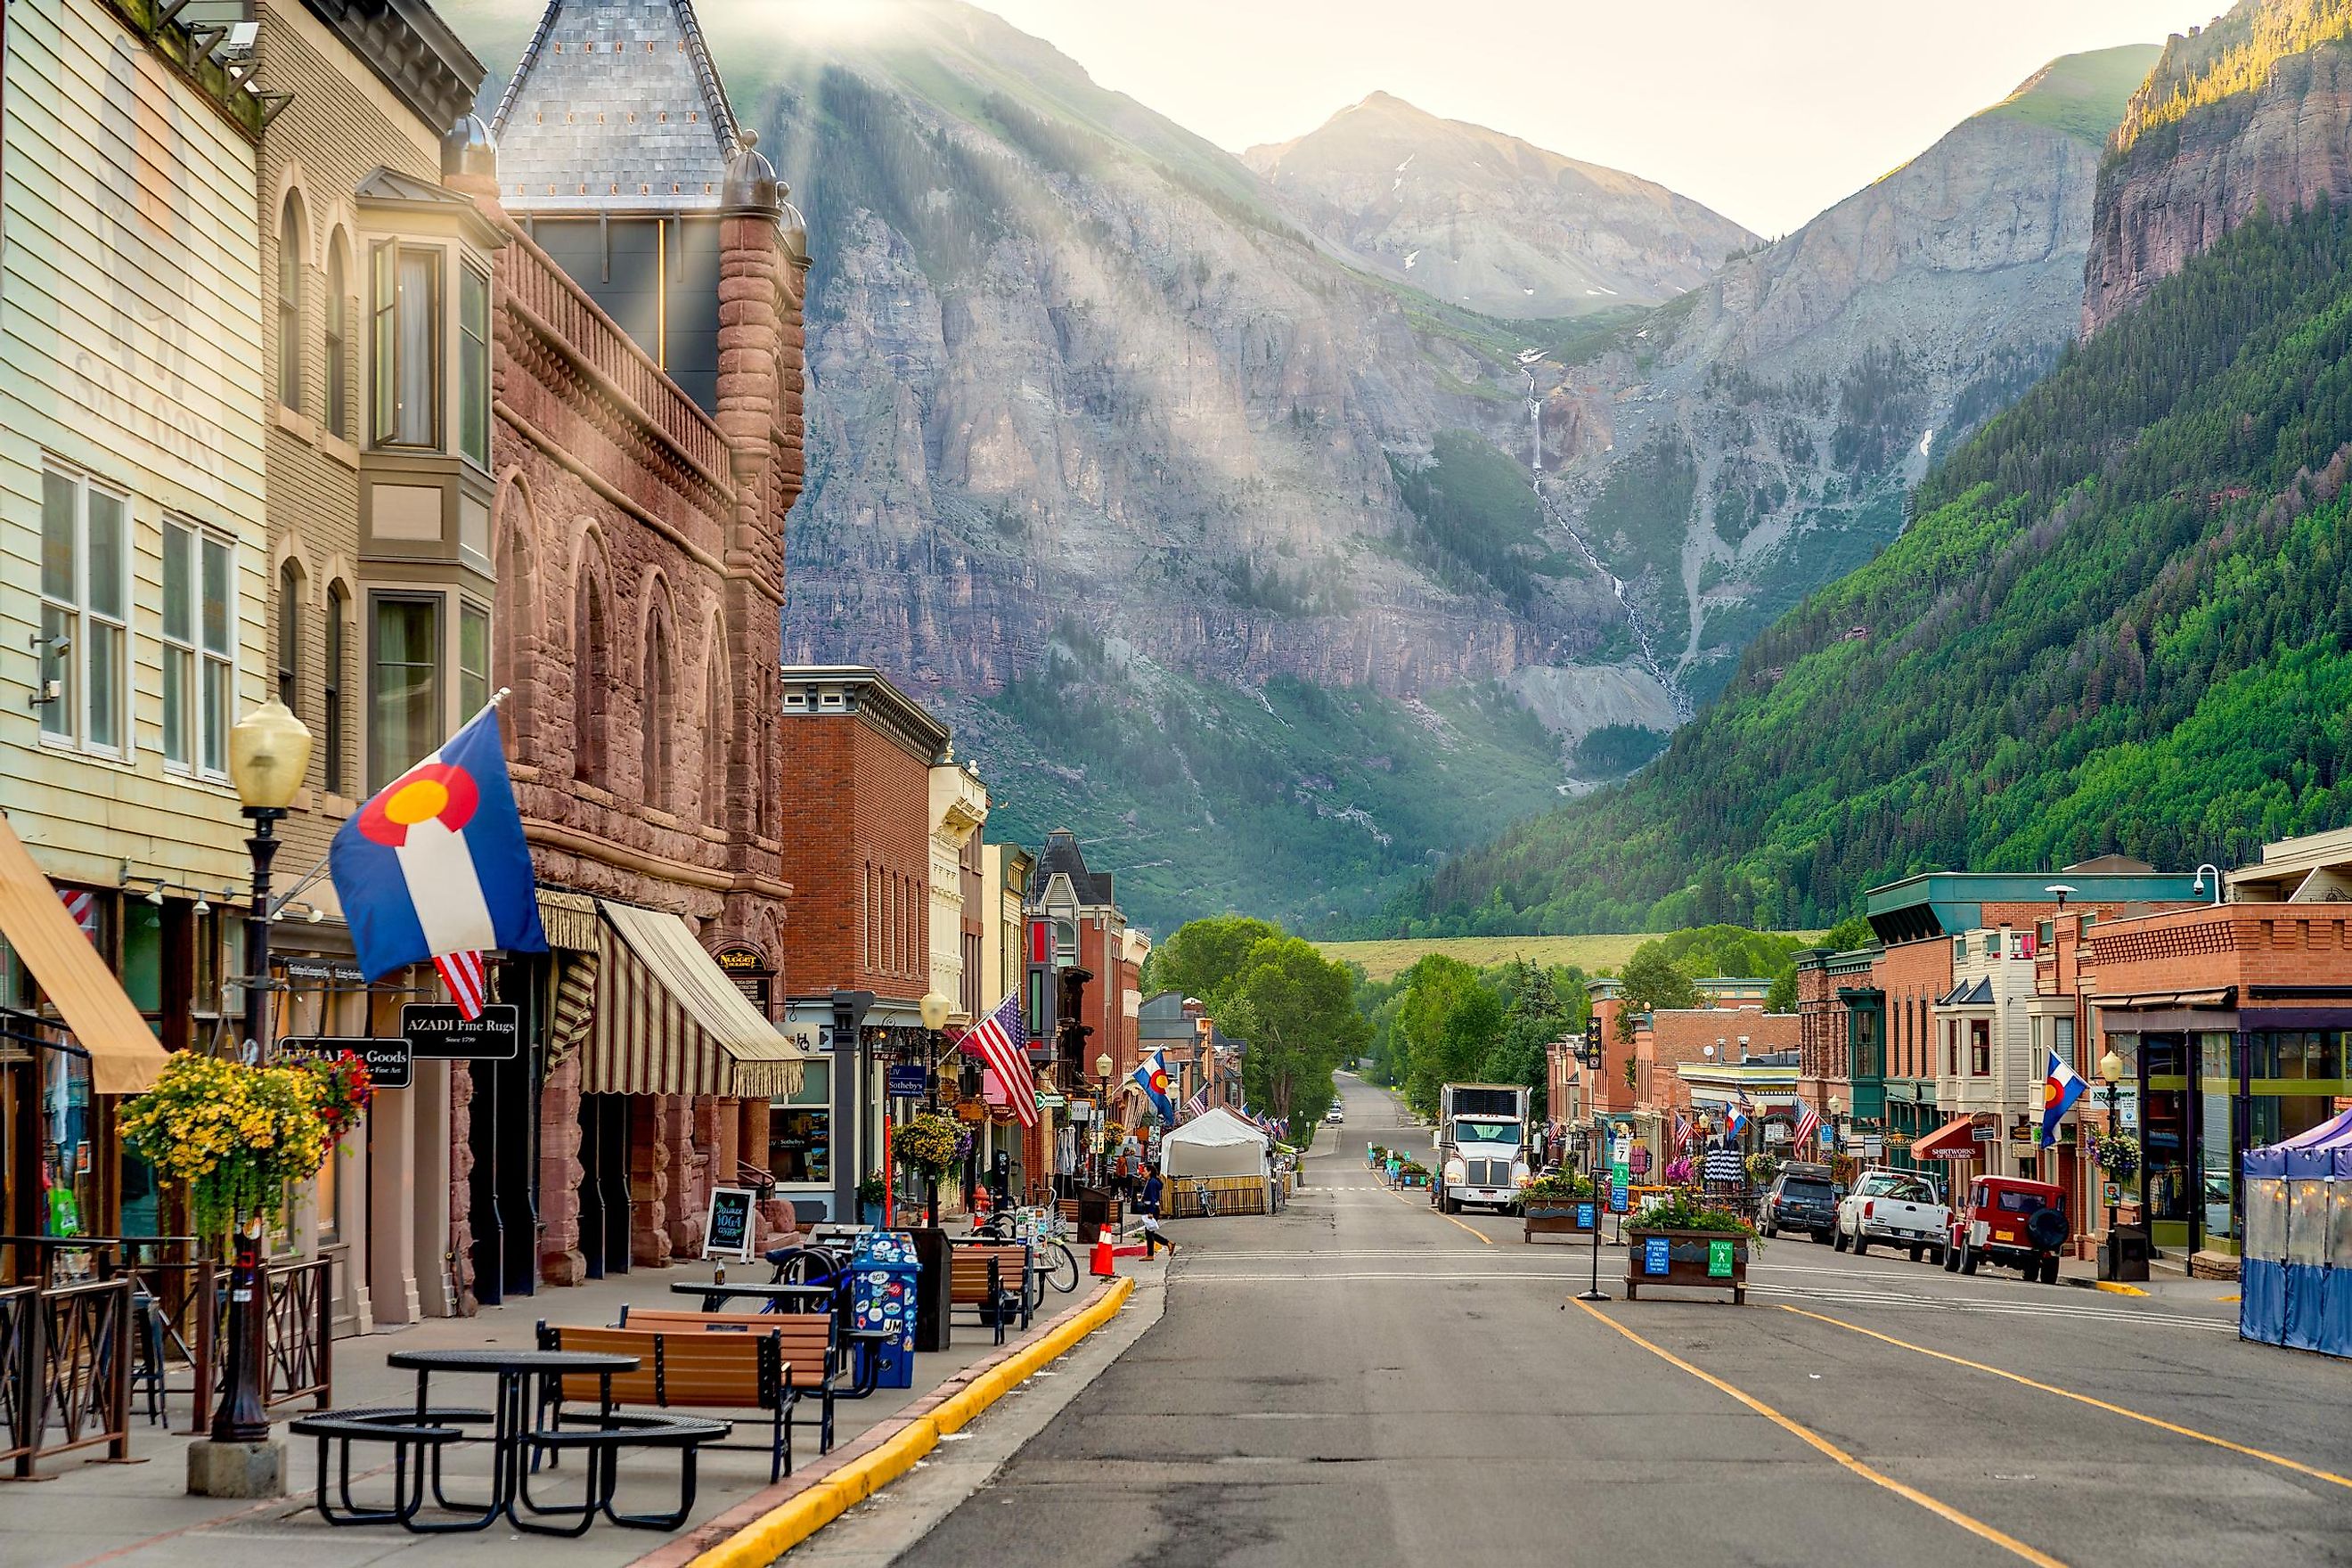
2094,1131,2140,1178
893,1111,962,1178
118,1051,340,1244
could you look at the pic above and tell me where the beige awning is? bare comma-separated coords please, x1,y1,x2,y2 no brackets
579,901,804,1098
0,815,169,1094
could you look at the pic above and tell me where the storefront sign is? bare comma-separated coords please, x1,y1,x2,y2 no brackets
710,944,772,1013
1644,1236,1670,1274
278,1035,412,1091
885,1064,929,1098
403,1003,520,1062
274,956,365,984
1973,1123,2002,1141
1857,1135,1885,1158
702,1186,756,1262
1708,1239,1735,1278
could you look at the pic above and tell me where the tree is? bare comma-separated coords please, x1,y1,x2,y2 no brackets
1147,916,1283,1003
1619,940,1701,1018
1219,934,1369,1121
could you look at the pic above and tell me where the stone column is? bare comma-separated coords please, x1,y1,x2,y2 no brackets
629,1094,671,1268
446,1062,476,1315
538,1056,586,1286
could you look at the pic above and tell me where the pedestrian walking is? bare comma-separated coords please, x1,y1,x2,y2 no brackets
1139,1167,1171,1257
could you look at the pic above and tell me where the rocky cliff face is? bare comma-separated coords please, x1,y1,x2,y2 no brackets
2085,2,2352,333
1243,92,1756,319
1528,45,2159,698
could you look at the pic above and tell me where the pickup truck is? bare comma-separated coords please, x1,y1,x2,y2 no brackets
1834,1170,1949,1263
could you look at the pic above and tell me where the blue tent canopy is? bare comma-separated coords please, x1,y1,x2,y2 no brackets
2241,1107,2352,1360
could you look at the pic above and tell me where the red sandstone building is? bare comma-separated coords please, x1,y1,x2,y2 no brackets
448,0,812,1299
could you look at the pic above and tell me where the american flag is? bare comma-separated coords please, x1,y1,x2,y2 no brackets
1184,1082,1210,1120
1793,1101,1820,1150
1671,1108,1695,1153
435,950,487,1020
960,992,1036,1130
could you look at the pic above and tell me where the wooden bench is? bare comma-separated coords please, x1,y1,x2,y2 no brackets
610,1308,847,1454
946,1245,1029,1343
536,1323,801,1482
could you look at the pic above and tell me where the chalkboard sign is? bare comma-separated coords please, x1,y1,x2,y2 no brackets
1645,1236,1671,1275
702,1186,756,1262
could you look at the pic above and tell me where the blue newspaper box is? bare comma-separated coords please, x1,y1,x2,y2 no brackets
850,1231,919,1389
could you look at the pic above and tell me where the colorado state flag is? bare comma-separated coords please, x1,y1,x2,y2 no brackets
329,706,546,987
2040,1048,2087,1147
1131,1048,1176,1123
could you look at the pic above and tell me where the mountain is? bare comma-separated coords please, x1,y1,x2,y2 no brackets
1399,136,2352,935
2086,0,2352,333
1525,45,2160,700
440,0,1696,932
1243,92,1758,320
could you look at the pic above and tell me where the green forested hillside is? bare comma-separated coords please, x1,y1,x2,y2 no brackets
1402,200,2352,935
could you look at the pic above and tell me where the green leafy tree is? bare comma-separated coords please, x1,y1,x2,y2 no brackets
1148,915,1282,1000
1218,935,1369,1121
1617,941,1701,1035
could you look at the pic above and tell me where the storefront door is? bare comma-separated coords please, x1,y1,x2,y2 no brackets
466,1049,539,1304
2140,1032,2193,1252
576,1095,631,1278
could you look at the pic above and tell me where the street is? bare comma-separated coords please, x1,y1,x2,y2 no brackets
875,1075,2352,1568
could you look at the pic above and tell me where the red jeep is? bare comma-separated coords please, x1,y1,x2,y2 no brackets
1943,1176,2069,1284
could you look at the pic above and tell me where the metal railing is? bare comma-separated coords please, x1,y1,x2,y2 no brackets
185,1255,334,1434
4,1277,133,1475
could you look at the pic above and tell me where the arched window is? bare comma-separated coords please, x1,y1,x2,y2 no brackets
641,607,674,809
324,580,349,795
276,193,306,412
276,558,305,710
700,618,728,820
573,572,608,785
323,233,352,440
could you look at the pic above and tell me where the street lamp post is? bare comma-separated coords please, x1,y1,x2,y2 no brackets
2098,1046,2126,1237
205,700,310,1463
1095,1050,1115,1187
1572,1028,1607,1303
919,992,951,1226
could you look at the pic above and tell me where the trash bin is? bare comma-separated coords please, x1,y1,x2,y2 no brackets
905,1226,953,1354
1075,1187,1115,1242
849,1231,919,1389
2100,1223,2152,1283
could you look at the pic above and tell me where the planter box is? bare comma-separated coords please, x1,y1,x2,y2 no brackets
1623,1227,1751,1303
1523,1202,1599,1243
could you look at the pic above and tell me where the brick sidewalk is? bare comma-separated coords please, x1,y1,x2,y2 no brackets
9,1263,1117,1568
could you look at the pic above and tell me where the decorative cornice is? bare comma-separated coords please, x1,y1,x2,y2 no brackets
301,0,484,132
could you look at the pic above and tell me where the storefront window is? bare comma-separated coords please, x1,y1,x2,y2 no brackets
770,1061,831,1185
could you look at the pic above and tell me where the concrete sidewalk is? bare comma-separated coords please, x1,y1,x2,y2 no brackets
8,1262,1120,1568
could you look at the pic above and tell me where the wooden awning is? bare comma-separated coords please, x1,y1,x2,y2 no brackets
578,901,804,1099
0,816,168,1094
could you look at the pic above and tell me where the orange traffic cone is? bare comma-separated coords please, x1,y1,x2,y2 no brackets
1090,1234,1116,1277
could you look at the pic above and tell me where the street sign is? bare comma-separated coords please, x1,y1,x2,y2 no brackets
1858,1135,1885,1158
2103,1180,2121,1207
1577,1203,1596,1229
1644,1237,1670,1274
1708,1239,1735,1278
1609,1180,1629,1213
403,1003,520,1062
278,1035,412,1091
885,1063,929,1098
1973,1124,2001,1141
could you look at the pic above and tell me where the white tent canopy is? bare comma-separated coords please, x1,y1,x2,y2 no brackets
1159,1107,1270,1180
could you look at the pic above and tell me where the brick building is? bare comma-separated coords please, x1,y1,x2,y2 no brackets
771,666,951,1222
1025,829,1136,1186
464,0,811,1295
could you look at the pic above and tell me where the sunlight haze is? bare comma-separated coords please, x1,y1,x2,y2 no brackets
982,0,2219,234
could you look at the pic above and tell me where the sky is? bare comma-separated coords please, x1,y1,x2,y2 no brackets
974,1,2221,237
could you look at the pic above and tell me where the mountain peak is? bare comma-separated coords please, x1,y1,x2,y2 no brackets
1973,42,2162,145
1245,94,1755,317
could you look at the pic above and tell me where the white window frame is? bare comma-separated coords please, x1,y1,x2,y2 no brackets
37,463,130,761
160,516,237,781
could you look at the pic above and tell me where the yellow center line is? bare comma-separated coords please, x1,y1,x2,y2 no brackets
1570,1300,2066,1568
1778,1305,2352,1492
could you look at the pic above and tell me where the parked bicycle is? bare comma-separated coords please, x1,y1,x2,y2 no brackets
968,1205,1081,1300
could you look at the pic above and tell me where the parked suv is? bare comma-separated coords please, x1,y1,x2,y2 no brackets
1760,1162,1840,1243
1945,1176,2069,1283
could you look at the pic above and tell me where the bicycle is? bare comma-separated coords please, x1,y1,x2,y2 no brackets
969,1205,1080,1300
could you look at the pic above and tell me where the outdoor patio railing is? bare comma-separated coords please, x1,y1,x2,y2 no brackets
185,1254,334,1435
5,1275,133,1476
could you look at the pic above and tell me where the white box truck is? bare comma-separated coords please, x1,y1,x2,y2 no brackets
1433,1083,1531,1213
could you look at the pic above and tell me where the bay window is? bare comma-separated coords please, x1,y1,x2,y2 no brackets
460,266,490,469
370,592,441,790
460,599,490,723
372,243,442,449
39,466,128,756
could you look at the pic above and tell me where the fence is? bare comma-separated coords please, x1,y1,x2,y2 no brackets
185,1255,334,1435
1166,1176,1270,1218
4,1276,133,1476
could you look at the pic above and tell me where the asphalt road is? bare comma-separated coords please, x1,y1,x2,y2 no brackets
882,1075,2352,1568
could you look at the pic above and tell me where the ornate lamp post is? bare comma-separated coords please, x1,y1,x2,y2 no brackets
1095,1049,1115,1186
919,991,951,1225
204,700,310,1461
2098,1046,2127,1237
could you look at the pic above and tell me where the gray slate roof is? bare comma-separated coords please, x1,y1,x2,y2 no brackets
490,0,740,214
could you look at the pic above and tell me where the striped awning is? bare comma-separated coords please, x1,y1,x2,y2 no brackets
579,901,804,1098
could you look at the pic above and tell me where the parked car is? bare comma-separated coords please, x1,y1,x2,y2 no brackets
1835,1170,1949,1262
1944,1175,2069,1283
1760,1161,1840,1243
1326,1105,1345,1125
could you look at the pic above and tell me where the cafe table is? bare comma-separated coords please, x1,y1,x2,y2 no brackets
384,1346,639,1532
667,1279,836,1312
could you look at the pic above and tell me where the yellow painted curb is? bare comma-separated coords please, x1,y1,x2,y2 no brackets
688,1276,1137,1568
2094,1281,2149,1296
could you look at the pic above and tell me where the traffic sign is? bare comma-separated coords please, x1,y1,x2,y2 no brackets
279,1035,411,1090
